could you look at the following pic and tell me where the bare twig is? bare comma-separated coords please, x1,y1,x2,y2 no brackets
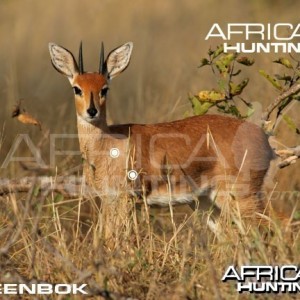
0,176,86,197
261,83,300,126
275,146,300,168
260,82,300,169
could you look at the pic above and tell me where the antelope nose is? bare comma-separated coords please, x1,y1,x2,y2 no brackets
87,108,97,117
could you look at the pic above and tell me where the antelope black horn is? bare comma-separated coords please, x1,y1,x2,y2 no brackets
78,41,84,74
99,42,106,74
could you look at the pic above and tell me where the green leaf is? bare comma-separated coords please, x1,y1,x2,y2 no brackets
236,57,255,66
54,193,64,203
292,95,300,101
189,96,214,115
215,53,236,75
228,105,242,118
230,78,249,96
273,57,293,69
33,186,40,197
246,106,255,118
274,74,292,82
196,102,214,115
198,58,210,68
259,70,283,91
198,90,226,101
183,110,191,118
189,96,202,114
231,69,241,76
217,79,227,91
282,115,300,134
208,47,214,56
212,45,224,59
293,210,300,220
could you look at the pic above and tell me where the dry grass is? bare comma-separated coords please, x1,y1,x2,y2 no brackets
1,0,300,299
0,179,299,300
1,0,300,194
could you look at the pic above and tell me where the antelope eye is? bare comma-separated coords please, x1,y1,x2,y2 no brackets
73,86,82,96
100,86,109,98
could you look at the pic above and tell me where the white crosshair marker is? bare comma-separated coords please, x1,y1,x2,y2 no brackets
127,170,138,180
110,148,120,158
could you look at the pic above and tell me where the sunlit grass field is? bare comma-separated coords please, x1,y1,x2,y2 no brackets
1,0,300,299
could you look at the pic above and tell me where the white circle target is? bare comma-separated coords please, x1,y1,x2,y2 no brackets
110,148,120,158
128,170,138,180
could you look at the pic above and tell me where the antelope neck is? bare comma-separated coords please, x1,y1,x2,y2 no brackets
76,115,109,135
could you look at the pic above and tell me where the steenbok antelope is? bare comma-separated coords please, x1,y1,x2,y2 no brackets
49,42,275,223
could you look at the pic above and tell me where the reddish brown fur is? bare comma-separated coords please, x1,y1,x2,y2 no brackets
122,115,273,205
50,42,282,226
77,105,274,222
73,73,107,116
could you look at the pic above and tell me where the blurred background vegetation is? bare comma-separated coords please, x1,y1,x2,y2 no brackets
1,0,300,211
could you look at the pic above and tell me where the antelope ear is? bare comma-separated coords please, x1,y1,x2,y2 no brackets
105,42,133,79
48,43,79,78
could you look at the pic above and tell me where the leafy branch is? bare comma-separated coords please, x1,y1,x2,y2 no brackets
191,45,300,169
190,45,254,118
260,55,300,135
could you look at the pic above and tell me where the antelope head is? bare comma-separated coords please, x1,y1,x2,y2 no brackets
48,42,133,124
